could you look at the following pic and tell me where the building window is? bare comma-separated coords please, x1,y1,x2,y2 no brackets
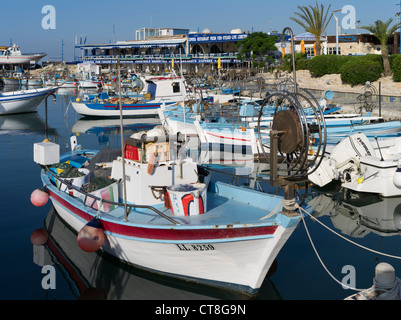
327,47,341,55
172,82,180,93
305,48,317,56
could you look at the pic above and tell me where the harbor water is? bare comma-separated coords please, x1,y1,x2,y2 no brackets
2,87,401,300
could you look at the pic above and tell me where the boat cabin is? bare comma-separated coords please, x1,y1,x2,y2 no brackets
111,134,200,206
1,44,23,57
142,75,187,100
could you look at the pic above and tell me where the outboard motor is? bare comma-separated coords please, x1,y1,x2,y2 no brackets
309,133,375,187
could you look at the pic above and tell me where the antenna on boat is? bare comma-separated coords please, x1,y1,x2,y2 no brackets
374,135,384,161
118,59,128,220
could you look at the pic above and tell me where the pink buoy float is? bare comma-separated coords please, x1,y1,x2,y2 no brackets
30,188,49,207
30,228,49,245
77,218,105,252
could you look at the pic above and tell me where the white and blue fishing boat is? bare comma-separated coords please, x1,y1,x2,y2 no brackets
71,97,169,117
45,79,78,88
0,86,58,115
159,100,273,157
20,77,44,87
32,133,309,295
316,120,401,145
71,75,188,117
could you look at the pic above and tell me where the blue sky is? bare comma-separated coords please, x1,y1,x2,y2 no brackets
1,0,400,61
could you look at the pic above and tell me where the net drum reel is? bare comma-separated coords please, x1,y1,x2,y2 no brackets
257,88,327,214
356,82,378,113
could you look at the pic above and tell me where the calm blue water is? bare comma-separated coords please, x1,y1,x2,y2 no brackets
1,86,401,300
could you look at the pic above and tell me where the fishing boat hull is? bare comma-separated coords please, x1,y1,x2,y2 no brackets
160,110,259,155
194,120,259,155
0,53,46,64
342,157,401,197
2,77,20,85
0,87,58,115
71,101,173,117
48,188,297,294
79,80,98,89
45,80,77,88
21,80,44,87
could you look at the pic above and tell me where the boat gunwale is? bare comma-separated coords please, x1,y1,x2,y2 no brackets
0,87,57,100
45,180,284,243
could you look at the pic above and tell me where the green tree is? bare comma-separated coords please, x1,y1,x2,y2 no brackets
236,32,279,67
361,18,401,76
290,1,332,56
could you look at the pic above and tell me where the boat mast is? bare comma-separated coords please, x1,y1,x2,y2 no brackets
118,59,128,220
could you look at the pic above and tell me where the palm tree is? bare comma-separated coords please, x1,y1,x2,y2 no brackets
362,18,401,76
290,1,332,56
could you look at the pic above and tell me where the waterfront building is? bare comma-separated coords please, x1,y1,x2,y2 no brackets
74,27,251,71
291,32,400,57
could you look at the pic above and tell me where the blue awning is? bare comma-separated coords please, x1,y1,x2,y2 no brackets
294,32,325,41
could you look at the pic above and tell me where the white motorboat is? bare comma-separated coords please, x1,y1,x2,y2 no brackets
0,87,58,115
309,133,401,197
0,44,46,64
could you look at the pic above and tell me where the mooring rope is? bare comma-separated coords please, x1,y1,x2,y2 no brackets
296,203,401,293
298,204,401,260
259,200,283,221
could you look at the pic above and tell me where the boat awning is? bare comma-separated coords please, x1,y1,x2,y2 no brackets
293,32,327,42
78,39,187,50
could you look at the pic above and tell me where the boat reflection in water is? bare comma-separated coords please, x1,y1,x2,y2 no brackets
32,207,282,300
309,187,401,238
71,117,160,145
0,112,57,136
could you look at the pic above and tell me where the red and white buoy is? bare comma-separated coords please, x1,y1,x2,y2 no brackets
30,228,49,245
30,188,49,207
77,218,105,252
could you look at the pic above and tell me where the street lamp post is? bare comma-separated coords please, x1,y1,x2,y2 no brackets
397,1,401,54
397,12,401,54
333,9,341,55
281,27,297,93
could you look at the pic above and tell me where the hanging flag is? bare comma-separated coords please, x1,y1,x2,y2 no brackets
171,59,174,69
217,57,221,69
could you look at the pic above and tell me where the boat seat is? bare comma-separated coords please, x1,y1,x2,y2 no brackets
384,146,400,156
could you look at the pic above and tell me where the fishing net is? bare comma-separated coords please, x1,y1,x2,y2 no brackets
58,167,86,178
81,176,116,193
52,162,73,170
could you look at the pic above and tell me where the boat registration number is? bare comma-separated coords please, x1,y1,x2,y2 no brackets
175,244,215,251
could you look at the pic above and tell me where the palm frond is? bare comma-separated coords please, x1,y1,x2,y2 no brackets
290,1,332,42
361,18,401,45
